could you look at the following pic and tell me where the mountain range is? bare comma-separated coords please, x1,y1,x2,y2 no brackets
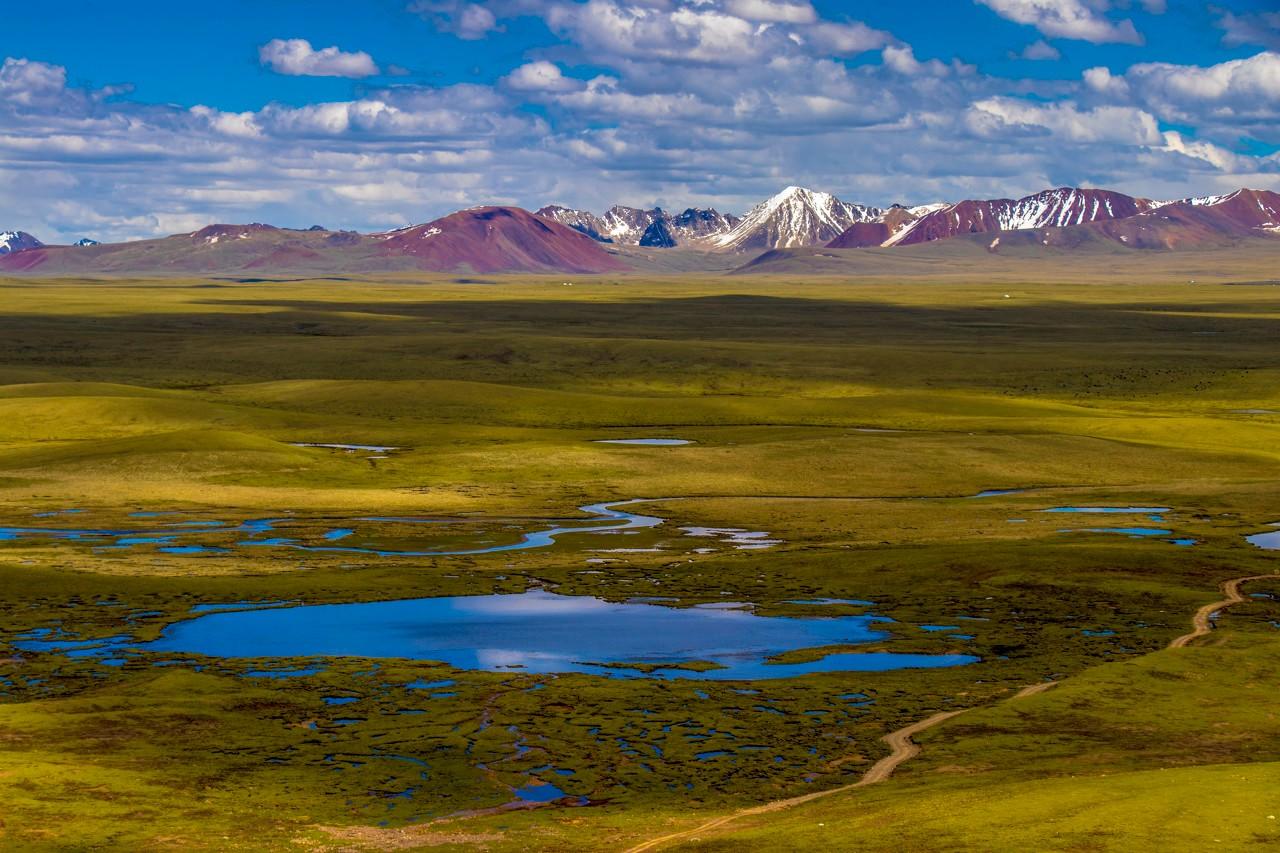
535,204,741,247
2,186,1278,276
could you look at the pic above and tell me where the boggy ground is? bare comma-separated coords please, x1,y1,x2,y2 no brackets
0,270,1279,850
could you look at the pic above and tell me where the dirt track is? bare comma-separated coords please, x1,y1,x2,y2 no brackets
622,710,968,853
1169,574,1277,649
623,572,1278,852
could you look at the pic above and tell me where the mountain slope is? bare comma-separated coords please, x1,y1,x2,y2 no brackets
882,187,1153,248
375,206,628,273
536,205,738,247
715,187,881,251
1029,188,1280,251
0,208,630,275
0,231,42,255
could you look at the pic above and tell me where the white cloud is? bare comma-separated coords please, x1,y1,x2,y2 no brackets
882,45,950,77
967,97,1161,145
1215,9,1280,51
807,21,892,55
258,39,379,78
1088,51,1280,141
1160,130,1247,172
722,0,817,24
411,1,501,39
1083,65,1129,96
1018,39,1061,61
0,57,69,107
976,0,1142,45
530,0,890,65
504,61,581,93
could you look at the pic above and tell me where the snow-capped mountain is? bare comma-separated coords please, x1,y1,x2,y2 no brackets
639,218,677,248
670,208,740,240
823,186,1280,253
885,188,1153,247
536,204,739,247
713,187,882,252
0,231,43,255
826,204,929,249
1072,188,1280,249
536,205,612,242
74,238,100,247
600,206,661,244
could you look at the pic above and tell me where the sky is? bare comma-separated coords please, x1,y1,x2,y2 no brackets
2,0,1279,242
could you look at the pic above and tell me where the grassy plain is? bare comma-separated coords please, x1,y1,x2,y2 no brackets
1,258,1279,850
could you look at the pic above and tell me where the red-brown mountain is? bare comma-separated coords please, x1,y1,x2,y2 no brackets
1036,188,1280,250
882,187,1154,248
375,207,628,273
0,207,629,275
826,207,923,248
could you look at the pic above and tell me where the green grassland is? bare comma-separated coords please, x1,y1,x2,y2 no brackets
0,262,1279,850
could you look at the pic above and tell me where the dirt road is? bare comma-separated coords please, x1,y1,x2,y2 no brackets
1169,574,1277,649
624,572,1279,852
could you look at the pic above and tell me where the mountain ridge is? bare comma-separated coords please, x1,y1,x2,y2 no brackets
3,185,1277,276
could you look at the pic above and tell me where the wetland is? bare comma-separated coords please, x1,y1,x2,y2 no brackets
1,274,1279,851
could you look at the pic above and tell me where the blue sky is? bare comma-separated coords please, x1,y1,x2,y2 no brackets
2,0,1278,241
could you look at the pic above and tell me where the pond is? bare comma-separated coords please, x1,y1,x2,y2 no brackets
21,590,979,681
1247,525,1280,550
593,438,692,446
1042,506,1171,514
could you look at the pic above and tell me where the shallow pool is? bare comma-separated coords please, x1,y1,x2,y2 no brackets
0,501,666,559
593,438,692,446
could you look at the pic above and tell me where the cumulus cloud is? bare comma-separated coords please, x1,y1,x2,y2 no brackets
966,97,1161,145
883,45,951,77
1160,130,1248,172
258,39,379,78
976,0,1142,45
722,0,817,24
503,61,582,93
1086,51,1280,141
0,57,68,106
1214,8,1280,51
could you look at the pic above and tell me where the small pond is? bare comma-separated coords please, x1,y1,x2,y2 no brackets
593,439,692,446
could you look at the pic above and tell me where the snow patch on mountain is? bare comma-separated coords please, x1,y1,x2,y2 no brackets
714,186,881,251
536,204,739,247
0,231,43,255
886,188,1153,247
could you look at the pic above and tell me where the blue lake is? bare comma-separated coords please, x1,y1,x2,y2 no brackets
39,590,978,681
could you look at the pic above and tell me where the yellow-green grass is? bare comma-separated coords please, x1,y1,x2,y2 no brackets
1,272,1280,850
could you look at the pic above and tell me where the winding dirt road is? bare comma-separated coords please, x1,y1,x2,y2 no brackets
622,710,967,853
624,572,1279,852
1169,574,1277,649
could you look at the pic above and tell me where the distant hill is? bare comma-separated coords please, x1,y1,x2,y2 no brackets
374,207,629,274
0,208,630,276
